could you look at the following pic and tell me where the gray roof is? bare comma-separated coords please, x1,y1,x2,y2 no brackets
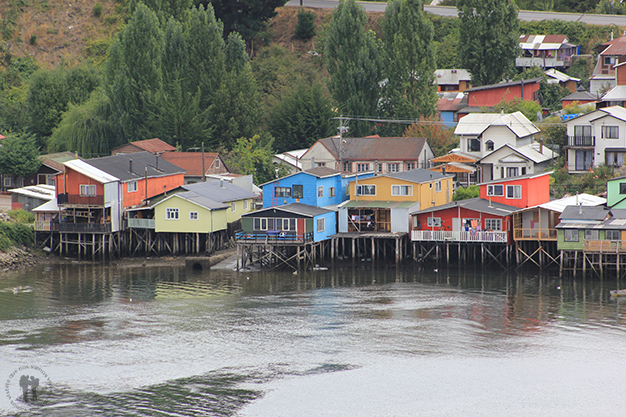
410,197,519,217
244,202,332,218
386,169,453,183
610,209,626,219
87,151,185,181
560,205,609,221
315,136,428,161
171,191,228,210
561,91,596,101
182,181,257,203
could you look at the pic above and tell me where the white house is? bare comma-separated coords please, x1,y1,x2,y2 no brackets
564,105,626,172
476,143,558,182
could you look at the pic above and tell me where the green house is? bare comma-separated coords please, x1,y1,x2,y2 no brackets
607,176,626,208
153,191,228,233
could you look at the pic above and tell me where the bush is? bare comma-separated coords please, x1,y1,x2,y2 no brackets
29,34,37,45
0,222,34,249
295,10,316,40
8,209,35,224
93,2,103,17
453,185,480,201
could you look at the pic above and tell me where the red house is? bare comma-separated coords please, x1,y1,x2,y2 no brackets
410,172,551,248
56,152,186,232
463,77,542,108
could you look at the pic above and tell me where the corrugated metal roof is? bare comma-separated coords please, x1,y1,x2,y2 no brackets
317,136,428,161
8,184,56,200
545,68,580,83
160,152,219,177
244,202,332,217
127,138,176,153
465,78,543,93
454,111,539,138
519,193,606,213
182,181,257,203
519,34,569,50
434,69,472,85
85,151,186,182
385,169,453,183
65,159,119,183
600,87,626,104
560,205,609,221
410,197,519,216
478,171,552,186
154,191,228,210
341,200,419,209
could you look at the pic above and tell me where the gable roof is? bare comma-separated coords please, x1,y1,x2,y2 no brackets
561,90,596,102
154,190,229,211
80,151,185,182
518,193,606,213
588,105,626,123
260,166,341,187
113,138,176,154
477,142,557,164
454,111,540,138
308,136,429,161
544,68,580,83
600,86,626,102
434,69,471,85
243,202,332,218
519,34,570,50
159,152,223,177
410,197,519,217
64,159,119,184
598,35,626,56
40,152,82,172
182,181,256,203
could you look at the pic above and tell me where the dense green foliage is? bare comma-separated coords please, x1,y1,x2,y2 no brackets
0,133,41,178
295,10,317,40
453,185,480,201
0,221,34,251
458,0,520,86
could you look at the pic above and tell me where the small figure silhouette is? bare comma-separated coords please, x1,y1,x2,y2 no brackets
30,376,39,400
19,375,29,402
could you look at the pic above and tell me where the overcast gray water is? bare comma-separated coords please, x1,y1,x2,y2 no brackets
1,261,625,416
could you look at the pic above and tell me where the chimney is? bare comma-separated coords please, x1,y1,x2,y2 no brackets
521,79,524,100
129,159,133,174
156,155,159,170
579,203,582,215
540,137,544,154
220,178,224,188
442,165,446,175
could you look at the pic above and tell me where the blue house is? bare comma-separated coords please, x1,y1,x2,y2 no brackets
262,167,374,208
240,203,336,243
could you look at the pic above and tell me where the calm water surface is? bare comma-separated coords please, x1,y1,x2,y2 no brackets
1,260,625,416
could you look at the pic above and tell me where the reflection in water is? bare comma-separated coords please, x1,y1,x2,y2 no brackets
0,261,625,416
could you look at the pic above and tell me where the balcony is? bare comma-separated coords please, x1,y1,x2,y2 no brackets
411,230,507,243
58,193,104,206
583,240,626,252
127,218,155,229
568,136,595,147
58,223,111,233
513,228,557,241
34,221,59,232
236,231,314,244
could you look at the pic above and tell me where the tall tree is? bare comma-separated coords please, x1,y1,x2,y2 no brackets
0,133,41,178
129,0,193,24
457,0,519,86
381,0,438,126
194,0,288,41
325,0,383,137
105,3,164,141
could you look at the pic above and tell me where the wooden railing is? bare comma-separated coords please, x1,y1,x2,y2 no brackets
58,223,111,233
58,193,104,206
583,240,626,252
127,218,155,229
513,228,557,241
411,230,507,243
34,221,59,231
236,231,314,244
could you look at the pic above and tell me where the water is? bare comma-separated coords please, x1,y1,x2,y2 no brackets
1,260,625,416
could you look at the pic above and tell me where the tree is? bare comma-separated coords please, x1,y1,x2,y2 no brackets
194,0,288,41
26,68,68,139
490,97,542,121
404,116,457,157
0,133,41,178
105,3,164,141
270,81,337,153
295,10,316,40
325,0,383,137
221,133,279,184
381,0,438,124
129,0,193,24
458,0,519,86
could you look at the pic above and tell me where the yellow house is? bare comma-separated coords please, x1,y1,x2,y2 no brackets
339,169,454,233
153,191,229,233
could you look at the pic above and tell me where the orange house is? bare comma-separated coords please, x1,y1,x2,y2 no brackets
479,172,551,209
56,152,186,232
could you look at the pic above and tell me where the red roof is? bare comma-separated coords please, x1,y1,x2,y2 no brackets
519,34,568,44
129,138,176,153
599,36,626,56
160,152,219,177
438,96,463,112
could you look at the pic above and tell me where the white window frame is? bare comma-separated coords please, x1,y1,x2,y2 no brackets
485,218,502,231
435,181,442,193
231,202,236,212
427,217,441,227
506,185,521,199
406,162,416,171
166,208,179,220
275,187,291,198
318,186,323,198
357,163,370,172
128,181,138,193
387,163,400,173
356,185,376,196
487,184,504,196
391,185,413,196
254,218,268,231
317,217,325,232
602,126,619,139
80,184,97,196
3,176,12,187
190,211,198,220
243,199,249,210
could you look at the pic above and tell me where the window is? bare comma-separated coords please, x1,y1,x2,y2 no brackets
190,212,198,220
605,230,620,241
376,163,383,173
575,150,593,171
275,187,291,198
605,56,613,66
315,162,326,167
485,218,502,231
357,163,370,172
318,186,324,198
585,230,599,241
279,218,295,231
392,185,413,196
80,184,96,196
330,187,336,197
293,185,303,199
343,161,352,172
128,181,138,193
621,183,626,194
231,202,236,212
356,185,376,196
254,218,268,231
244,200,249,210
427,217,441,227
435,181,442,193
468,138,480,152
485,140,494,151
602,126,619,139
487,184,504,196
387,163,400,173
317,217,325,232
564,230,579,242
166,208,179,220
574,125,592,139
506,167,518,178
506,185,521,199
3,176,12,187
215,159,220,168
406,162,416,171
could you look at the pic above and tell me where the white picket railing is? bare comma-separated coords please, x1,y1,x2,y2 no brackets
411,230,507,243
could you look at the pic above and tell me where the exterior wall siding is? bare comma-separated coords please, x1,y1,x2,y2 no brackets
154,196,227,233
